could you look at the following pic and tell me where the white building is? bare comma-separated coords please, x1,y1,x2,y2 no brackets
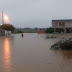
52,19,72,33
0,28,11,36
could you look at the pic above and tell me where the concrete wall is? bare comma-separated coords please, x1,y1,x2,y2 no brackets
52,22,65,28
5,30,11,36
52,21,72,28
0,28,5,36
52,21,72,33
37,28,46,33
65,22,72,28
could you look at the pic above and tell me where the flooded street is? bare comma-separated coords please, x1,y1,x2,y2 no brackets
0,33,72,72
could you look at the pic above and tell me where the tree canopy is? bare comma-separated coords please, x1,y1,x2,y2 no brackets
46,27,54,33
0,24,15,31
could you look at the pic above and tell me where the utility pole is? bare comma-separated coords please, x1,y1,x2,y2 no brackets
2,11,4,24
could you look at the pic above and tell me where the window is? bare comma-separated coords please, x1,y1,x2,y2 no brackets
52,23,58,27
59,22,65,26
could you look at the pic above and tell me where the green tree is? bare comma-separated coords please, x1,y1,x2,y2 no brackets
0,24,15,32
46,27,54,33
17,30,23,33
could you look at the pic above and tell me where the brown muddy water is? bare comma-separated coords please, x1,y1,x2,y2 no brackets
0,33,72,72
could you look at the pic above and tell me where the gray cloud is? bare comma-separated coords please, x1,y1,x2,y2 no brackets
0,0,72,28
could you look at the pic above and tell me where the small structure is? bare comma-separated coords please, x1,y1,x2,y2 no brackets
37,28,46,33
5,30,11,36
0,28,5,36
52,19,72,33
0,28,11,36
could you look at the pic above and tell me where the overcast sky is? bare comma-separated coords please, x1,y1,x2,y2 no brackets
0,0,72,28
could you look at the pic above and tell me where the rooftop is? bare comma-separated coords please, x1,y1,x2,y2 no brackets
52,19,72,22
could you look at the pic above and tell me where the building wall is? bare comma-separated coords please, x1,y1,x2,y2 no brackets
52,20,72,33
0,28,11,36
5,30,11,35
52,22,65,28
52,21,72,28
65,22,72,28
0,28,5,36
37,28,46,33
52,22,59,28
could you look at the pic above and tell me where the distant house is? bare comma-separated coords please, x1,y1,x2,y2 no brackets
37,28,46,33
0,28,11,36
5,30,11,35
0,28,5,35
52,19,72,33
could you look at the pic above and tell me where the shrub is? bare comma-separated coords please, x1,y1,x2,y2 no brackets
46,35,56,39
51,38,72,50
17,30,23,33
46,27,54,33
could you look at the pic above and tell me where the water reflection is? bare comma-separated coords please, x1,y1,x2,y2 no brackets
3,38,11,72
1,34,72,72
61,50,72,59
53,50,72,59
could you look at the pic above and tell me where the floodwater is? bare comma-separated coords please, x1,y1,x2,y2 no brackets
0,33,72,72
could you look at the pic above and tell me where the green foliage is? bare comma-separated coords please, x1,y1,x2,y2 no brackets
46,27,54,33
17,30,23,33
51,38,72,50
0,24,15,31
46,28,64,33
